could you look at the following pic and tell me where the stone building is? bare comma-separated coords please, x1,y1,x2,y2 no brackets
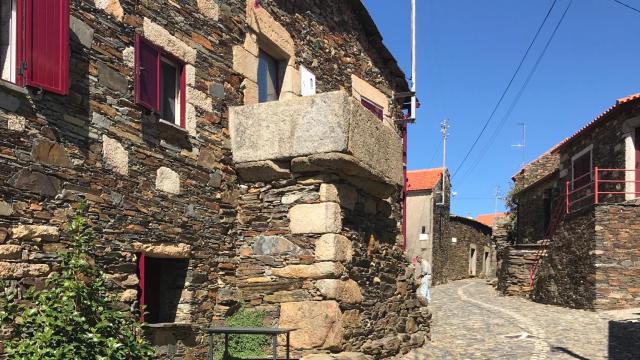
404,168,447,267
448,215,494,281
504,93,640,310
0,0,430,358
404,168,495,284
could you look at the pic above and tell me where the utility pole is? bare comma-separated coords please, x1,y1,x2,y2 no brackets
438,119,449,205
511,123,526,166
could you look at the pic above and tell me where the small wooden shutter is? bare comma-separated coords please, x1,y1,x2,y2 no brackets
573,152,591,189
24,0,70,95
135,34,160,112
179,64,186,128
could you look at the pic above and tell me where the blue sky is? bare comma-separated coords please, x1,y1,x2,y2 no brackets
363,0,640,217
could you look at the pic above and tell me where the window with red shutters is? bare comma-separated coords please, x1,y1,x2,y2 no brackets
2,0,69,94
361,96,384,121
572,150,592,189
135,35,186,128
135,35,160,112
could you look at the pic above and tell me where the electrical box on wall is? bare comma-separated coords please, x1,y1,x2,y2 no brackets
300,65,316,96
451,237,457,243
419,234,429,241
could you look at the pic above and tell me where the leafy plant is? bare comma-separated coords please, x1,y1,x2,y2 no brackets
212,307,270,360
0,205,154,360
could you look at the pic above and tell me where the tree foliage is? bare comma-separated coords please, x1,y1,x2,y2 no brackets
0,207,154,360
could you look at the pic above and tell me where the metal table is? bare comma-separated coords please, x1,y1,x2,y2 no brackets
205,327,295,360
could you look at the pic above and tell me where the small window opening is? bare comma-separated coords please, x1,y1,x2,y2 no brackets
137,255,188,324
0,0,17,83
572,149,592,189
360,96,384,121
258,50,283,103
421,226,426,234
160,58,182,126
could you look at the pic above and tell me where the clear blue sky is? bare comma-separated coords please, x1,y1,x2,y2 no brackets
363,0,640,217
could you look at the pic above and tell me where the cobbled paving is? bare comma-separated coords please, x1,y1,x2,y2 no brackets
401,279,640,360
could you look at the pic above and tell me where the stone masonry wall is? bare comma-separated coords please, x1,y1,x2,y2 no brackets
496,244,543,297
594,202,640,310
532,210,596,309
447,216,493,281
0,0,414,358
430,176,451,286
233,173,430,358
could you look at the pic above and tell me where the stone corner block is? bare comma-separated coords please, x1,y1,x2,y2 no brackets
315,234,353,262
315,279,363,304
319,183,357,210
156,167,180,194
271,262,345,280
279,300,343,350
289,202,342,234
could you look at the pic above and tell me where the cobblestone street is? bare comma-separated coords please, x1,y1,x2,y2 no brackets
401,279,640,360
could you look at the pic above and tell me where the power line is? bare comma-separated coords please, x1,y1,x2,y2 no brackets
451,0,559,179
613,0,640,14
457,0,573,184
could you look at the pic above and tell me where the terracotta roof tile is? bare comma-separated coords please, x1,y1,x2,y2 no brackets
552,93,640,153
406,168,443,191
476,212,507,227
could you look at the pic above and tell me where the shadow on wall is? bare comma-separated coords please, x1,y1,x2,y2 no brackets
608,318,640,359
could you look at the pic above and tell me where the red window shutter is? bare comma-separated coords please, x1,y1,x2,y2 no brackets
179,64,186,128
135,34,161,112
137,252,145,323
24,0,70,95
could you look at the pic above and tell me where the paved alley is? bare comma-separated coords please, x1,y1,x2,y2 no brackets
401,279,640,360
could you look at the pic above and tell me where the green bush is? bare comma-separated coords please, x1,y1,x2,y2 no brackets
0,206,154,360
212,307,270,360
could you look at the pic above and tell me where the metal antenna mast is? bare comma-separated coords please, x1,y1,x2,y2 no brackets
511,123,526,166
438,119,449,205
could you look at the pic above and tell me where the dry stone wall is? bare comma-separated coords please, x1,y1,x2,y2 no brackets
0,0,419,358
446,216,493,281
594,202,640,310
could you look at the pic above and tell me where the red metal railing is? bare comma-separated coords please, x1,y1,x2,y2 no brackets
566,167,639,213
530,167,639,288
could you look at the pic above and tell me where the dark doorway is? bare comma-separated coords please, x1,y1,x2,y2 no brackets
138,255,189,324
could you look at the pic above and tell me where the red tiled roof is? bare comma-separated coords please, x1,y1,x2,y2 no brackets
476,212,507,227
552,93,640,153
406,168,443,191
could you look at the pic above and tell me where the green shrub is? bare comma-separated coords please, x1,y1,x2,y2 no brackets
0,206,154,360
212,307,270,360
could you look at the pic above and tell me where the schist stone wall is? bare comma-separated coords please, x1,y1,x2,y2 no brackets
0,0,426,358
428,177,451,286
446,216,493,281
496,244,543,297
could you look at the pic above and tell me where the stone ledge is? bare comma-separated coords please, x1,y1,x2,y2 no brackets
272,262,345,280
132,242,191,259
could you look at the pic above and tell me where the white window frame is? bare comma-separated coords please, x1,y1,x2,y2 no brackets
571,144,593,189
1,0,17,83
159,56,181,127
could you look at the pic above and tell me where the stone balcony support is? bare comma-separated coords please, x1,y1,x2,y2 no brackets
229,91,402,197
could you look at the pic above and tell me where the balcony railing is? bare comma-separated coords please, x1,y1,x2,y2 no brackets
565,167,639,213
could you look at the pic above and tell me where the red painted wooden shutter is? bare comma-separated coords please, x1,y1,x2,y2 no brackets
135,34,161,112
137,252,145,322
179,64,186,128
635,129,640,195
25,0,70,95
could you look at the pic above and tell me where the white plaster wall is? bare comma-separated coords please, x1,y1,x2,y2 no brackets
405,191,434,265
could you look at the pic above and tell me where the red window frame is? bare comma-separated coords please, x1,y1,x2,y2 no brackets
8,0,69,95
135,34,186,129
361,96,384,121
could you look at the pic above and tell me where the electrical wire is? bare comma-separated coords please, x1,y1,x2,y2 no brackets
457,0,573,185
613,0,640,14
451,0,559,179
